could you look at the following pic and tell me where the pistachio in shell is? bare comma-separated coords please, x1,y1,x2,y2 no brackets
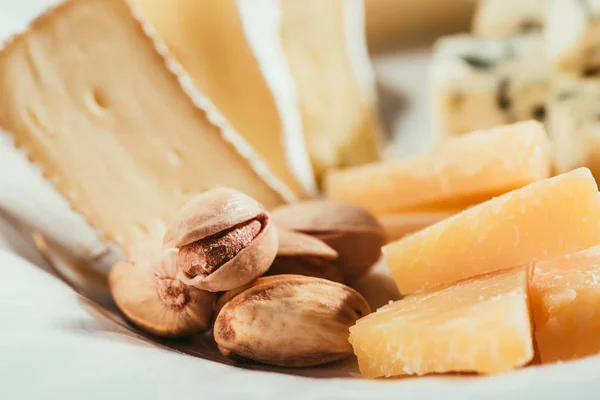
213,275,371,367
272,200,386,281
266,228,343,283
109,241,214,337
163,187,278,292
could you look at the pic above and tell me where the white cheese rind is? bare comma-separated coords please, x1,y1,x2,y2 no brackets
236,0,316,196
472,0,546,37
545,0,600,73
431,34,550,137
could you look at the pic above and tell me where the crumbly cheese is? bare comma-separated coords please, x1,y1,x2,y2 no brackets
431,34,550,137
0,0,293,250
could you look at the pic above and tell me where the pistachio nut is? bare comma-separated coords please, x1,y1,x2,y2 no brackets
267,229,343,283
272,200,386,281
163,187,278,292
213,275,371,367
109,241,215,337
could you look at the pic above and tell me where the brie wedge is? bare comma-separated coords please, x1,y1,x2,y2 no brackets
0,0,293,249
132,0,381,182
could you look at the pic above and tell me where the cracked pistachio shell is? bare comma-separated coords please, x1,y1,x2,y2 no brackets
214,275,371,367
272,200,386,281
163,188,278,292
109,241,214,337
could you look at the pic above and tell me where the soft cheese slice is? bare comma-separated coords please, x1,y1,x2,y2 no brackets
472,0,546,37
0,0,293,249
384,168,600,294
131,0,315,196
350,266,533,378
325,121,551,214
547,74,600,180
530,245,600,363
278,0,381,179
431,34,550,136
545,0,600,74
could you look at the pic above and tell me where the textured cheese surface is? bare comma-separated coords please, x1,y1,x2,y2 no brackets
384,168,600,294
547,74,600,180
472,0,546,37
0,0,289,249
131,0,314,197
325,121,551,214
530,246,600,363
279,0,381,178
377,211,455,242
349,267,533,378
545,0,600,73
431,34,550,136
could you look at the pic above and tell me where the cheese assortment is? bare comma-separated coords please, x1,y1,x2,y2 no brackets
530,246,600,363
0,0,293,248
472,0,546,37
431,34,550,136
545,0,600,74
350,267,533,377
133,0,381,184
547,74,600,179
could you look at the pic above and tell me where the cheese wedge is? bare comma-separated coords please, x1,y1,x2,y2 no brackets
350,266,533,377
530,245,600,363
325,121,551,214
132,0,381,184
0,0,293,249
131,0,314,196
384,168,600,294
377,211,456,242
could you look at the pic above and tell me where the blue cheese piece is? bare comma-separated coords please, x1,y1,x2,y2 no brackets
545,0,600,74
547,74,600,178
472,0,546,36
431,34,550,136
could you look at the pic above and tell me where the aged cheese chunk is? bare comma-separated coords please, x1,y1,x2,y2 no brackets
131,0,314,196
325,121,551,214
545,0,600,74
431,34,550,136
530,245,600,363
278,0,381,178
472,0,546,37
0,0,293,249
547,74,600,180
377,211,456,242
133,0,381,183
349,266,533,378
383,168,600,294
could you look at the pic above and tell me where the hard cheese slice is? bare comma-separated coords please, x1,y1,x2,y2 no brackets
278,0,381,178
131,0,315,196
530,245,600,363
384,168,600,294
377,211,456,242
349,266,533,378
0,0,292,249
325,121,551,214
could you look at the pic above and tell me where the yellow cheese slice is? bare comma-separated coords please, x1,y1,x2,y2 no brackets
384,168,600,294
350,266,533,377
325,121,551,214
0,0,293,249
377,211,456,242
530,245,600,363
